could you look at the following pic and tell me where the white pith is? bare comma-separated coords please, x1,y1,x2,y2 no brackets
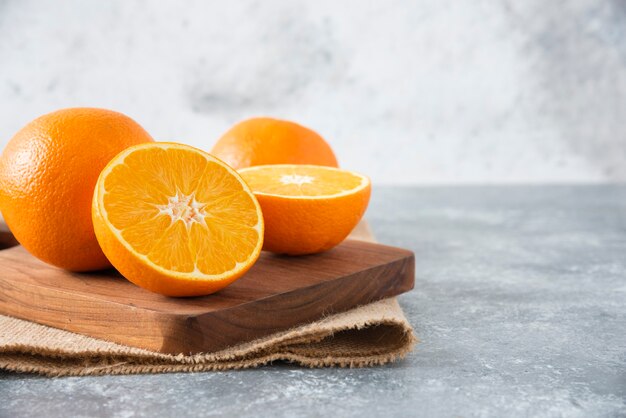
96,142,264,281
156,191,207,228
280,174,315,186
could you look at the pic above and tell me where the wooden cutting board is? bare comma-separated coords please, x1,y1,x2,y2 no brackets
0,223,414,354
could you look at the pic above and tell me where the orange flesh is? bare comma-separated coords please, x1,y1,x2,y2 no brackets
101,146,262,276
239,165,366,197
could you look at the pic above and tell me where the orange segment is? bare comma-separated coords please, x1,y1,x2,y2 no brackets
92,143,264,297
239,165,371,255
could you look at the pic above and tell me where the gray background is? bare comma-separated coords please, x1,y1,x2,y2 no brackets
1,0,625,184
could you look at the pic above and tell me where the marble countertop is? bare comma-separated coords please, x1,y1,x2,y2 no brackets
1,185,625,417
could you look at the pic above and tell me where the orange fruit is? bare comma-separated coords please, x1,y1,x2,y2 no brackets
0,108,153,271
211,117,339,169
239,164,371,255
92,142,264,297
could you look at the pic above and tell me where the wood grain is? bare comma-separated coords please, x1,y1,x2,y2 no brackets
0,232,414,354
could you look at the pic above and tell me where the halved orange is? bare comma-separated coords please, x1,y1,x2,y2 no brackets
92,142,264,297
238,164,371,255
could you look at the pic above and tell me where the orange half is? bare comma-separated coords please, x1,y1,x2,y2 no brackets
92,142,264,296
239,165,371,255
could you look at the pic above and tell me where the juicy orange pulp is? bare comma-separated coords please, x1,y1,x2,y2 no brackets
239,165,371,255
92,143,264,296
240,164,364,197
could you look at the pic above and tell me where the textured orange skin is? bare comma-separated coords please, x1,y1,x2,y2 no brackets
211,117,339,169
0,108,154,271
256,184,371,255
92,143,264,297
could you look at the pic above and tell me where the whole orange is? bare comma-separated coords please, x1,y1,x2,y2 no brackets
211,117,339,169
0,108,154,271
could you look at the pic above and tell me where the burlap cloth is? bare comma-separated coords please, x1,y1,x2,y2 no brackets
0,221,416,377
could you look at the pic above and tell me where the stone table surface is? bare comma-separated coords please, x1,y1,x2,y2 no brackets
1,185,625,418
